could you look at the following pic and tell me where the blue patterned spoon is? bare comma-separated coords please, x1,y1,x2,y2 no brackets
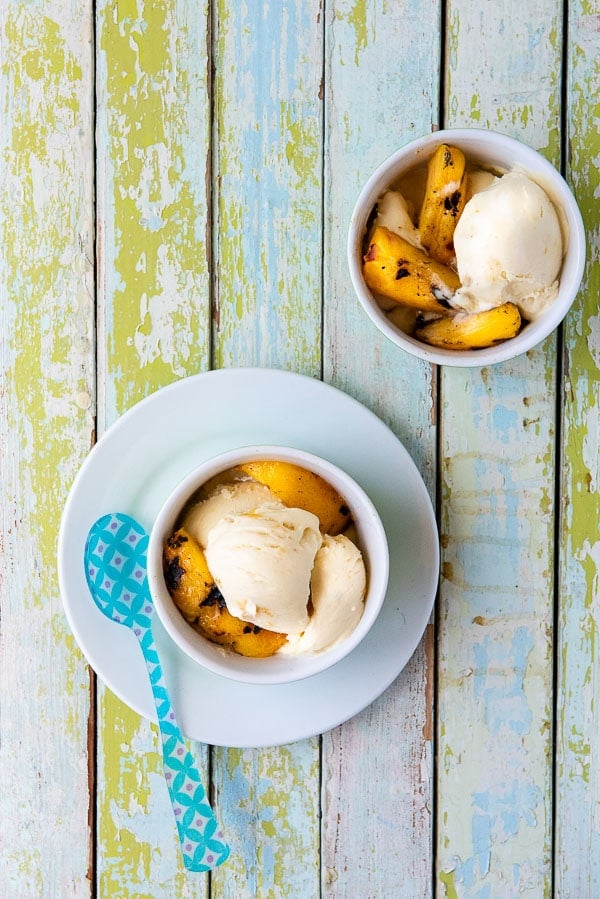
84,512,230,872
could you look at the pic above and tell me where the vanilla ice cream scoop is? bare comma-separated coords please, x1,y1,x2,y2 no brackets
451,170,563,320
184,480,274,548
204,502,322,636
282,534,367,655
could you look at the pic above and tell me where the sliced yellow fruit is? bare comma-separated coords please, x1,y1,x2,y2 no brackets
415,302,522,350
363,226,460,314
238,460,351,535
192,593,287,658
419,143,468,265
163,528,215,621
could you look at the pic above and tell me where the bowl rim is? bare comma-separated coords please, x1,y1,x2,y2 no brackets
147,444,390,685
348,127,586,367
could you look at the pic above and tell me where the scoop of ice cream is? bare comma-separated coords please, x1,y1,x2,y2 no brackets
374,190,422,248
282,534,367,655
184,480,275,548
204,502,322,636
451,171,563,320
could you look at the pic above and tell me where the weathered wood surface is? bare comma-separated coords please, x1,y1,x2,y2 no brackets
556,4,600,897
437,2,562,895
322,2,439,895
1,0,599,897
0,2,95,895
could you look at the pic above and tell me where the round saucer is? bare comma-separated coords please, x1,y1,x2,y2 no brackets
58,368,439,747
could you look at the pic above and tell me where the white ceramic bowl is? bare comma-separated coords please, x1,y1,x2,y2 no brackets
147,445,389,685
348,128,586,367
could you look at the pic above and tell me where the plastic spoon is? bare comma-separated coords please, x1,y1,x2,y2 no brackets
84,512,230,872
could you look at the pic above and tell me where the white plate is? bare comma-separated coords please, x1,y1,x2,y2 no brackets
58,368,439,748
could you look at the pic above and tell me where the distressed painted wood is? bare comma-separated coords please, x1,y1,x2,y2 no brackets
437,2,563,895
3,0,600,895
555,3,600,896
322,1,439,895
0,1,95,896
210,3,323,896
322,628,435,897
212,0,324,376
95,1,212,894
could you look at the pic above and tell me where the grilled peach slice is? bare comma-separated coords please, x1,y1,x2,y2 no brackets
419,143,468,265
237,460,351,535
416,302,521,349
363,226,460,313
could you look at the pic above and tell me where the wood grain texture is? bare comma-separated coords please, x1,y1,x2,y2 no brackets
322,629,435,898
555,3,600,895
212,742,320,899
95,1,211,894
322,1,440,895
210,3,324,896
437,2,562,895
5,0,599,894
0,2,95,896
323,0,440,482
96,0,211,428
212,0,324,376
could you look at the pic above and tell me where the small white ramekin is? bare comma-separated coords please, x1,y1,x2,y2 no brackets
348,128,586,367
147,445,389,685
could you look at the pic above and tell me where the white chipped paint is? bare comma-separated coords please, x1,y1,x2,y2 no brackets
555,1,600,891
581,400,600,495
438,3,562,893
3,0,599,894
321,1,439,895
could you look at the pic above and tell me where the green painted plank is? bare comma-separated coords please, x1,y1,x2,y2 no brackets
0,2,95,895
555,2,600,894
95,1,212,894
437,1,562,894
96,0,211,428
322,1,440,894
210,3,324,896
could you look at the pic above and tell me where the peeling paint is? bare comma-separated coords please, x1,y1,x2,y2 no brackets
212,0,323,375
321,1,439,892
4,1,598,896
211,742,320,897
556,2,600,891
95,1,212,894
0,2,94,895
96,0,211,427
438,2,561,892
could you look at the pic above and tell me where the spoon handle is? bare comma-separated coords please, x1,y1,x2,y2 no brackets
135,624,230,871
84,512,230,872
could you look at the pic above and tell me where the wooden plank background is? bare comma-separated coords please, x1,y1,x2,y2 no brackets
0,1,95,894
437,1,562,894
556,3,600,897
322,2,440,895
1,0,599,897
